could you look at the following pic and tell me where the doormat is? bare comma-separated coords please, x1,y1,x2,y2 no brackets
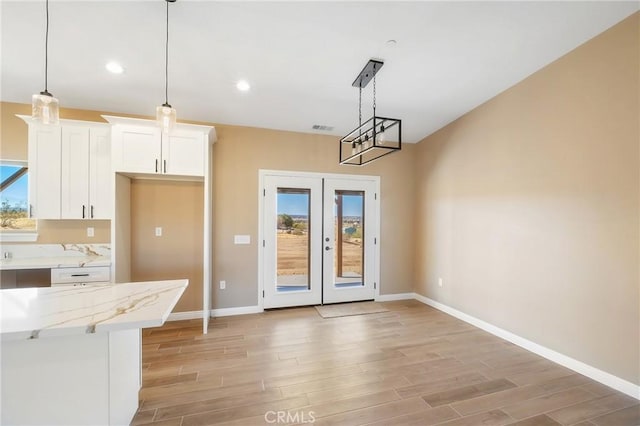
315,301,389,318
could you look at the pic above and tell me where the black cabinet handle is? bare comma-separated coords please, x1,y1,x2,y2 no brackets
82,205,86,219
29,205,33,218
91,205,94,219
155,159,159,173
164,159,167,173
71,273,90,277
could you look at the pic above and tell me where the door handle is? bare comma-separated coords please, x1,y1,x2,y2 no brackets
325,246,332,251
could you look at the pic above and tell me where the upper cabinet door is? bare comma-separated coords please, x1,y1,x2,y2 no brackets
161,131,205,177
89,128,111,219
103,116,214,178
61,126,90,219
28,123,62,219
112,125,162,174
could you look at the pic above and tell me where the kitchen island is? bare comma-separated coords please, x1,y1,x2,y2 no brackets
0,279,188,425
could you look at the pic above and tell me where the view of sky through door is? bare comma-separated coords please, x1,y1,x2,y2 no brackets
333,191,364,287
276,188,311,291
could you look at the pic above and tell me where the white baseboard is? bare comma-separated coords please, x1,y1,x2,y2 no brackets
376,292,415,302
210,305,263,317
413,293,640,400
167,310,203,321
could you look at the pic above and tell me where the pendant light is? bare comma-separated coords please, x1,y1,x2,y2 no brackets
156,0,177,134
32,0,59,125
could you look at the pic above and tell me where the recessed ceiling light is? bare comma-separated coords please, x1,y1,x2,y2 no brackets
105,61,124,74
236,80,251,92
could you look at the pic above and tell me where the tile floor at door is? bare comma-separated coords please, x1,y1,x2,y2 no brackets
132,300,639,426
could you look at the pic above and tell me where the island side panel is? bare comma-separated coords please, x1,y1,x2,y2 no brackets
108,328,142,425
1,333,111,425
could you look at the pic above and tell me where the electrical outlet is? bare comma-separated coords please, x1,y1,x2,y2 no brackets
438,277,443,287
220,280,226,290
155,227,162,237
87,227,95,237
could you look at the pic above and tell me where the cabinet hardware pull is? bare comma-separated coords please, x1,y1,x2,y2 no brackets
29,205,33,218
71,273,90,277
91,205,94,219
82,205,86,219
164,160,167,173
155,159,159,173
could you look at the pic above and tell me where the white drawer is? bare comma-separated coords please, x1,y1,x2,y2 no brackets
51,266,111,284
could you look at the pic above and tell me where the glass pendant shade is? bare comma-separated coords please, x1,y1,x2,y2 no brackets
32,91,59,125
156,103,176,134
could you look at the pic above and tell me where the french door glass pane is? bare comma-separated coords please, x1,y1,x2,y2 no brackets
276,188,311,292
334,190,364,287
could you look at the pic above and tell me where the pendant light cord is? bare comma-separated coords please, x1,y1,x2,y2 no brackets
44,0,49,92
164,0,169,106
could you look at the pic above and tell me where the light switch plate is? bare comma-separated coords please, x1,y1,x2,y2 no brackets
234,235,250,245
155,227,162,237
87,227,94,237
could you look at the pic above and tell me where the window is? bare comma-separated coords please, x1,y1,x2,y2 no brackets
1,161,37,236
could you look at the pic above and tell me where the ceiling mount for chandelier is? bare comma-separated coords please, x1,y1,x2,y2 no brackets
339,59,401,166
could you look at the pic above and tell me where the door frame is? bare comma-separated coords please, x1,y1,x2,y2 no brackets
258,169,381,310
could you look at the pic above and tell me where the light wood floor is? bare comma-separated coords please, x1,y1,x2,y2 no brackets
132,300,639,426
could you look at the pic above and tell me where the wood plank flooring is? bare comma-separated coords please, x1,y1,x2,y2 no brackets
132,300,639,426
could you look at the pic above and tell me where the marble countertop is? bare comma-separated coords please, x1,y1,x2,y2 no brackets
0,256,111,270
0,280,188,341
0,243,111,271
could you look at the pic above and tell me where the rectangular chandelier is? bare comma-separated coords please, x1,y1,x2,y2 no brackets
339,59,402,166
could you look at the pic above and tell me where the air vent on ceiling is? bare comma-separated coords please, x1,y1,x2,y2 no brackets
312,124,334,131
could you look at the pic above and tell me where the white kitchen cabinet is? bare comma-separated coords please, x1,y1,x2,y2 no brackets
162,130,206,176
111,124,162,174
106,116,208,177
26,121,62,219
20,116,111,220
61,126,111,219
105,115,216,335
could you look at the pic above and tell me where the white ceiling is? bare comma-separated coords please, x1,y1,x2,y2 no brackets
2,1,638,143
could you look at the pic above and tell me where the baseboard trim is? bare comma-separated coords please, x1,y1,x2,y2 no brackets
376,292,415,302
413,293,640,400
210,305,263,317
167,310,203,321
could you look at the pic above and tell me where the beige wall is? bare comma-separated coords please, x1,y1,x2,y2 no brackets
212,125,417,308
413,13,639,385
130,180,204,313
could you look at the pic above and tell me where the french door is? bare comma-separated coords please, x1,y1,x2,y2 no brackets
261,171,379,309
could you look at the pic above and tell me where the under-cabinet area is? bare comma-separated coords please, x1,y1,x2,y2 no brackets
114,178,204,313
1,269,50,288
